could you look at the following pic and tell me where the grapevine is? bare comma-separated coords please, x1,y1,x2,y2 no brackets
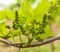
0,0,60,49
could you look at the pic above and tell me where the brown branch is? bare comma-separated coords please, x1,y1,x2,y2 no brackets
0,35,60,48
0,38,12,44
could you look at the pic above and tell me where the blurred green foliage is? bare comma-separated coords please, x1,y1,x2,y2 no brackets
0,0,60,44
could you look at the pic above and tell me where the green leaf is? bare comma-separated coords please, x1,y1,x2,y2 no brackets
52,0,57,5
34,1,50,22
57,0,60,4
0,11,6,20
0,22,9,38
57,6,60,15
4,9,15,20
19,1,34,23
50,5,60,23
25,0,35,4
39,25,54,39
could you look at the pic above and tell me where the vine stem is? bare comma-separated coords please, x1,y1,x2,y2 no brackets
18,48,20,52
0,35,60,48
19,34,23,43
0,29,4,36
51,42,55,52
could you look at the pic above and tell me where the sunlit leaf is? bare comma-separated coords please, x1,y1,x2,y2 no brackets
0,11,6,20
4,9,15,20
18,1,34,23
39,25,54,39
0,22,9,38
34,1,50,22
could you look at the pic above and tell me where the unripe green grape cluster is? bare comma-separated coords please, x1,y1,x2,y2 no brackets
13,11,48,42
13,11,21,30
13,11,25,34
